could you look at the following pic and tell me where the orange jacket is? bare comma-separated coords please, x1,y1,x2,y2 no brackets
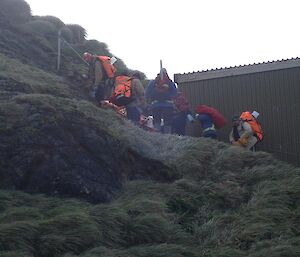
240,111,263,141
96,56,116,79
110,76,133,106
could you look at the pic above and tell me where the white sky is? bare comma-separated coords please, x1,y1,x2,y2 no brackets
25,0,300,79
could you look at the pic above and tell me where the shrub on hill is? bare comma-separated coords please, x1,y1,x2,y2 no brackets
0,0,31,25
34,15,65,30
60,27,74,43
0,53,77,98
65,24,87,44
22,20,57,38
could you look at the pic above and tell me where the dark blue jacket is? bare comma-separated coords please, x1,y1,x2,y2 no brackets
198,114,213,129
145,79,177,109
197,113,217,138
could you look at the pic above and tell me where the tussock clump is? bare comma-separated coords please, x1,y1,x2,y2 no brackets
0,92,299,256
0,54,77,98
0,2,299,255
1,92,299,256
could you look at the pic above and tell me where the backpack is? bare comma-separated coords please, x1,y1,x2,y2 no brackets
195,105,227,129
240,111,263,141
110,76,133,106
96,56,117,79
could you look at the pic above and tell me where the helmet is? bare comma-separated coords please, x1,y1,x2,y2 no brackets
252,111,259,119
82,52,93,62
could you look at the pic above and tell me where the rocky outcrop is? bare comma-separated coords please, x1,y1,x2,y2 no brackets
0,90,175,203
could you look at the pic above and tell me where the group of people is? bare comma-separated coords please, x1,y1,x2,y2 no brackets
82,52,263,151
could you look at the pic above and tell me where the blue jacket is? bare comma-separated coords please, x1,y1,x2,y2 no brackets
198,113,213,129
197,113,217,137
145,79,177,109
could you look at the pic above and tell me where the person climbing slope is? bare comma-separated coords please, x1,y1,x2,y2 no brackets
172,91,194,136
195,104,227,139
230,111,263,150
145,68,177,133
82,52,116,104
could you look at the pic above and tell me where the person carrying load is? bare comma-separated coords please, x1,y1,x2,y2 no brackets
195,104,227,139
229,111,263,151
82,52,116,103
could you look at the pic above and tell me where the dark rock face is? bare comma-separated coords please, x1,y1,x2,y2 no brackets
2,118,124,203
0,107,173,203
0,79,174,203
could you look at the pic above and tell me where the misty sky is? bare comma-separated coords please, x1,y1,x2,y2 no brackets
25,0,300,79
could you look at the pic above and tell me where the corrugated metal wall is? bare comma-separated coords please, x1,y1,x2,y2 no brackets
175,67,300,166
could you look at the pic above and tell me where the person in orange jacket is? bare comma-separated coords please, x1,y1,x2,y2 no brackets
115,72,147,125
229,111,263,150
82,52,116,104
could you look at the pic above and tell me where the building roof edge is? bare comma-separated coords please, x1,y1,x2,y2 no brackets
174,57,300,83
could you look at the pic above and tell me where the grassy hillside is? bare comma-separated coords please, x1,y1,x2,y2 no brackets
1,52,299,256
0,55,299,255
0,1,299,257
0,53,80,98
0,0,145,81
0,158,299,257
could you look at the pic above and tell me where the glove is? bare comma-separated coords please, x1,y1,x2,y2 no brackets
232,141,242,147
100,100,118,110
238,136,249,147
186,113,195,123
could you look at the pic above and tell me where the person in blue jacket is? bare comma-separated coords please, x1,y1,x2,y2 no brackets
196,113,217,139
145,68,177,133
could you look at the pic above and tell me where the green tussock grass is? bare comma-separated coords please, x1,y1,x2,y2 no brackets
0,163,299,257
0,53,73,97
0,92,299,256
0,42,299,256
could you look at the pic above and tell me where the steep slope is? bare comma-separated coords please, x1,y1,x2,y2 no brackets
0,159,299,257
0,53,174,203
0,1,299,257
0,54,299,255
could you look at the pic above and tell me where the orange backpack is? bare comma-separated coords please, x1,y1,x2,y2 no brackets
240,111,263,141
96,56,116,79
110,76,133,106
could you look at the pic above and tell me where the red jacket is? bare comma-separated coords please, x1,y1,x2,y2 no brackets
173,93,189,112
